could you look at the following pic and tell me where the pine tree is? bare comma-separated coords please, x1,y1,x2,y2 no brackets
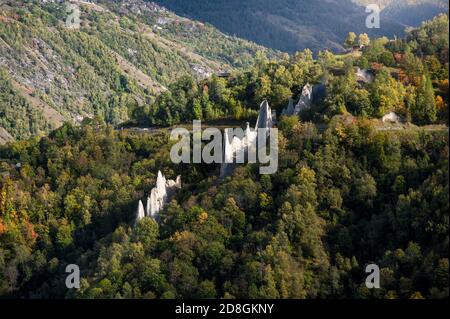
413,75,437,124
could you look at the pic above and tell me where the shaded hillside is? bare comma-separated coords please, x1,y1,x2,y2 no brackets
0,0,274,141
154,0,448,53
354,0,449,26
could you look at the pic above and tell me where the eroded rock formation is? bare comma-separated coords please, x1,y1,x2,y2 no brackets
355,67,374,84
136,200,145,224
220,100,273,177
294,83,313,114
255,100,274,130
281,97,295,116
281,83,314,116
135,171,181,224
137,101,275,221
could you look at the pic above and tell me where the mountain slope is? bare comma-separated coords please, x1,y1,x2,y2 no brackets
354,0,449,26
383,0,449,26
0,0,274,141
153,0,449,53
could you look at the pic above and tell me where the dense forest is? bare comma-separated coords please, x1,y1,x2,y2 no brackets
0,4,448,300
136,14,449,127
0,0,274,140
0,113,448,298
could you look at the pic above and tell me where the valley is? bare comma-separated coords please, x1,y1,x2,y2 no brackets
153,0,449,53
0,0,448,301
0,0,275,141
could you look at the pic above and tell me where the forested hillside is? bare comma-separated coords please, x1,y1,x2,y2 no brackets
134,14,449,127
354,0,449,26
0,4,448,300
0,15,449,299
0,0,274,141
0,112,448,298
153,0,449,53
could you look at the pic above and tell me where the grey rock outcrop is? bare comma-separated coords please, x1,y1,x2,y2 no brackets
147,171,181,218
355,67,374,84
281,83,314,116
135,171,181,224
220,100,273,177
382,112,403,124
135,200,146,224
255,100,274,130
294,83,313,114
281,97,295,116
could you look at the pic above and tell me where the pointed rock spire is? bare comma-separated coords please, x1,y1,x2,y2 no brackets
156,170,166,191
145,196,151,217
147,171,181,219
294,83,313,114
223,129,233,164
136,200,145,224
220,100,275,178
255,100,273,130
282,97,295,116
